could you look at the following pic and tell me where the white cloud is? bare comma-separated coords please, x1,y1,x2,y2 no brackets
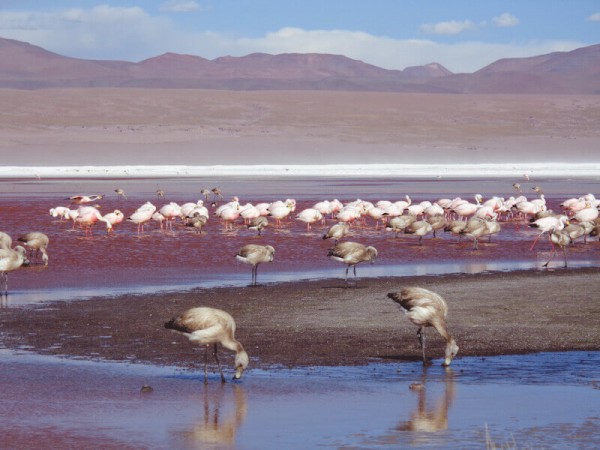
492,13,519,28
159,1,202,13
586,13,600,22
420,20,475,35
0,8,588,73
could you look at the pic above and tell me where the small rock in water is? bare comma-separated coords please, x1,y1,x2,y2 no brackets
140,385,154,394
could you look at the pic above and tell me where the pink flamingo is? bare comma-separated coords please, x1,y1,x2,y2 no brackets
76,206,112,235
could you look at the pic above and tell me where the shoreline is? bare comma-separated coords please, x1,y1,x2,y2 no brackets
1,267,599,370
2,163,600,179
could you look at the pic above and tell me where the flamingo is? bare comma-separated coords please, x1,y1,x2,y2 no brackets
180,200,205,218
186,215,208,234
427,215,447,238
159,202,181,231
366,206,386,229
529,215,569,250
459,218,488,250
211,188,224,201
387,287,459,366
76,206,113,235
247,216,268,235
235,244,275,286
313,200,333,222
296,208,323,232
336,206,360,225
156,189,166,199
17,232,49,265
164,307,249,383
543,229,571,268
114,188,127,199
385,215,416,237
128,201,156,234
322,222,350,244
0,245,27,299
573,203,599,223
0,231,13,249
443,220,468,240
268,202,293,226
328,241,377,285
240,204,261,225
216,203,241,231
103,210,125,232
152,211,166,230
68,194,104,205
49,206,70,220
405,220,433,246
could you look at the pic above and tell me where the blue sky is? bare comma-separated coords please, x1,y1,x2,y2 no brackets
0,1,598,72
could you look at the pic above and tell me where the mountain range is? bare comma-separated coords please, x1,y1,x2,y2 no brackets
0,37,598,94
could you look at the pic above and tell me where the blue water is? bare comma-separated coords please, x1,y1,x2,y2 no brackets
0,349,598,449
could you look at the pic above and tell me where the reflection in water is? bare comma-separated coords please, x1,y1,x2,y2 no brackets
396,367,455,434
173,384,247,449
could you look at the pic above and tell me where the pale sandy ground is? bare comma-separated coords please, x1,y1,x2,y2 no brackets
1,89,600,166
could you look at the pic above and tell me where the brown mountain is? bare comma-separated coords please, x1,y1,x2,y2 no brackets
428,44,600,94
0,36,598,93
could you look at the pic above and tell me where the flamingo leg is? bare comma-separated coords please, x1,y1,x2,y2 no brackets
417,327,427,364
562,247,568,268
344,266,350,284
530,231,545,251
203,345,209,385
213,343,226,383
543,248,557,267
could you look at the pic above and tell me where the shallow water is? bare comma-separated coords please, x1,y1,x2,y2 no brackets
1,349,599,449
1,175,599,305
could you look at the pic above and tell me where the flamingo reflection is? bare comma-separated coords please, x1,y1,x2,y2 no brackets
395,368,455,434
175,385,247,448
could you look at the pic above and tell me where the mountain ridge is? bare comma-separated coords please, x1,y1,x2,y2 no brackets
0,37,598,93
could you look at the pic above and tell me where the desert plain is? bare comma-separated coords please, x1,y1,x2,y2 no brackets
1,89,600,166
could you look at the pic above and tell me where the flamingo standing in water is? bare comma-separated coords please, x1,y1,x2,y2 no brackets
247,216,268,236
0,245,27,299
322,222,350,244
164,307,249,383
103,210,125,233
17,232,49,265
529,215,569,250
543,229,572,268
76,206,113,235
296,208,323,232
387,287,459,366
235,244,275,286
328,241,377,285
128,202,156,234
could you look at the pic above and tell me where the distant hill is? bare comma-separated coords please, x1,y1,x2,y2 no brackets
0,37,598,93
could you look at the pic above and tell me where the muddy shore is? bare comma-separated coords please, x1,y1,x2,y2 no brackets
1,268,599,371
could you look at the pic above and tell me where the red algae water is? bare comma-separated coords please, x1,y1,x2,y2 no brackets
1,175,599,302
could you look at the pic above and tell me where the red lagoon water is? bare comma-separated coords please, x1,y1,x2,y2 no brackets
0,176,599,303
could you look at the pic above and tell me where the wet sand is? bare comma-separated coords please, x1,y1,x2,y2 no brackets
2,268,600,369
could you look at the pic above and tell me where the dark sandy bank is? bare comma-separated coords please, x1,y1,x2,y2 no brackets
1,268,599,370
